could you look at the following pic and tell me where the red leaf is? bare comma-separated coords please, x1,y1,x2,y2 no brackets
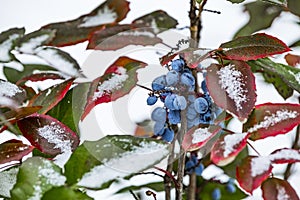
16,72,65,85
159,53,178,66
262,178,300,200
211,131,250,166
17,114,79,156
28,79,74,114
268,148,300,164
236,156,273,194
1,106,42,123
206,61,256,121
41,0,130,47
82,56,147,120
182,125,221,152
243,103,300,140
285,53,300,67
219,33,291,61
0,140,34,164
180,48,212,69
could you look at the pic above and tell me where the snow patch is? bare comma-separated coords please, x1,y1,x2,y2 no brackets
0,167,18,198
0,80,23,98
223,133,247,157
276,185,290,200
246,109,299,133
150,19,160,34
250,156,271,177
269,149,300,162
93,67,128,100
79,6,117,28
19,35,50,53
217,64,247,111
0,34,19,62
192,128,211,144
118,30,156,38
77,141,168,188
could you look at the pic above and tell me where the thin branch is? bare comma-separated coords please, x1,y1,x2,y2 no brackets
129,190,140,200
164,139,176,200
188,173,197,200
247,140,261,156
135,171,164,179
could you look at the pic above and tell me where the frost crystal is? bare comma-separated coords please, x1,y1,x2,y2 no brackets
192,128,211,144
78,141,168,188
269,149,300,162
250,156,271,177
223,133,247,157
0,81,23,98
0,34,19,62
276,185,290,200
79,6,117,28
217,64,247,110
19,35,50,53
93,67,128,100
247,109,299,133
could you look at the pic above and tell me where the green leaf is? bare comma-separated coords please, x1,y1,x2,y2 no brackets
219,33,290,61
262,0,287,6
248,58,300,94
234,1,282,38
65,135,169,189
226,0,245,3
42,186,92,200
48,83,90,134
0,167,19,198
11,157,66,200
0,28,25,62
287,0,300,17
116,181,165,194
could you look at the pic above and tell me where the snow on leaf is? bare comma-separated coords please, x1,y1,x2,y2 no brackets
0,167,18,198
219,33,290,61
236,156,273,194
244,103,300,140
0,80,26,106
262,178,300,200
0,28,24,62
268,148,300,164
211,132,249,166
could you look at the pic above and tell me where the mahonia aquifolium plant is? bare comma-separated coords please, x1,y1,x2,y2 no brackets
147,57,222,142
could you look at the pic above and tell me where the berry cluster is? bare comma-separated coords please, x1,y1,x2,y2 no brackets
185,154,204,176
211,179,237,200
147,58,218,142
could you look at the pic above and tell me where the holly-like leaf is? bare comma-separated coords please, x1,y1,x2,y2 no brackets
268,148,300,164
0,80,27,107
42,186,93,200
17,29,55,53
236,156,273,194
0,167,18,198
234,2,282,38
206,61,256,121
285,53,300,67
17,114,79,157
0,140,34,165
182,125,221,151
88,26,162,50
262,178,300,200
219,33,290,61
211,131,250,166
0,28,25,62
17,72,65,86
65,135,169,189
35,47,83,77
41,0,130,47
28,78,74,114
132,10,178,34
82,56,147,120
11,157,66,200
243,103,300,140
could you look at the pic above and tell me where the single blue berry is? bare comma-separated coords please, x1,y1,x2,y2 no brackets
194,97,209,114
165,94,177,110
166,70,179,86
171,59,185,72
186,104,198,120
212,188,221,200
195,163,204,176
226,183,236,193
152,75,167,91
201,80,208,93
168,110,181,124
180,72,195,88
173,95,187,110
185,160,195,174
154,122,165,136
147,95,158,105
162,128,174,142
190,154,198,164
151,107,167,122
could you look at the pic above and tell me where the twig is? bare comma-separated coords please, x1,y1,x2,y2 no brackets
135,171,164,179
188,173,197,200
247,140,261,156
164,139,176,200
146,190,157,200
136,84,153,92
129,190,140,200
154,166,179,188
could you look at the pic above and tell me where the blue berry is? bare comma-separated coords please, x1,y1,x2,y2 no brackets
201,80,208,93
154,122,165,136
190,154,198,164
194,97,209,114
151,107,166,122
186,104,197,120
185,160,195,174
168,110,181,124
212,188,221,200
162,128,174,142
159,92,171,102
165,94,177,110
188,95,196,102
195,163,204,176
171,59,185,72
226,183,236,193
166,70,179,86
180,72,195,88
173,95,187,110
152,75,167,91
147,95,158,105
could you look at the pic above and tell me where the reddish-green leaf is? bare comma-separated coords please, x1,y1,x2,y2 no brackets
41,0,130,47
285,53,300,67
0,28,25,62
219,33,290,61
236,156,273,194
82,56,147,119
0,79,27,107
206,61,256,121
243,103,300,140
262,178,299,200
211,131,250,166
182,125,221,152
17,114,79,156
268,148,300,164
28,79,74,114
16,72,65,85
0,140,34,164
180,48,212,69
1,106,42,124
